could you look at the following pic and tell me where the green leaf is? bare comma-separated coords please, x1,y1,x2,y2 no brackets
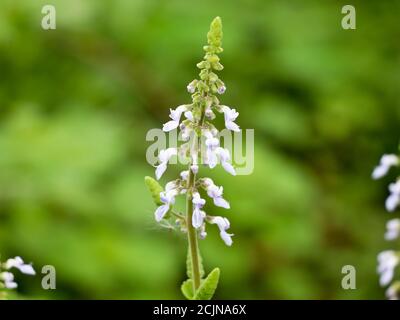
181,279,194,300
144,176,163,206
193,268,220,300
186,247,205,279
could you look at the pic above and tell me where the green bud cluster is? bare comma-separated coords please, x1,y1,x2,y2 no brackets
189,16,226,126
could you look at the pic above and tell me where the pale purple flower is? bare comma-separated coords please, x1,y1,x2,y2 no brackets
221,105,240,132
155,148,177,180
372,154,399,180
5,256,35,275
192,192,206,228
180,122,193,141
180,170,189,181
386,282,400,300
203,178,230,209
386,180,400,212
190,153,199,174
217,85,226,94
163,105,188,132
184,111,194,122
199,224,207,239
187,80,197,94
1,272,17,289
378,250,399,286
385,218,400,241
216,147,236,176
209,216,233,246
205,133,220,169
154,188,178,222
205,107,215,119
191,165,198,174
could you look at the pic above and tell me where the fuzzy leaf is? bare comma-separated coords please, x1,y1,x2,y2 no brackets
186,247,205,279
193,268,220,300
144,176,163,206
181,279,194,300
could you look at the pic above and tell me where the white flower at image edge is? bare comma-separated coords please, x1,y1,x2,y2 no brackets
0,272,17,289
385,218,400,241
5,256,36,275
386,282,400,300
155,148,177,180
209,216,233,246
372,154,399,180
377,250,400,286
386,180,400,212
162,105,187,132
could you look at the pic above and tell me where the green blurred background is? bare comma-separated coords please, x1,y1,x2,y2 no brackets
0,0,399,299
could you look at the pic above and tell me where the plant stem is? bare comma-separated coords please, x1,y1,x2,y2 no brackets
186,66,209,292
186,168,202,291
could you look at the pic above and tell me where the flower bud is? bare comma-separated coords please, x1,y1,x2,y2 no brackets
145,176,164,206
187,80,198,93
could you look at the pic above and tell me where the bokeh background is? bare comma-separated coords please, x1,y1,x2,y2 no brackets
0,0,399,299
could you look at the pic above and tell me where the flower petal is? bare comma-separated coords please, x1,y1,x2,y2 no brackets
155,163,167,180
222,161,236,176
226,121,240,132
214,197,230,209
192,207,204,229
386,193,399,212
220,231,233,246
380,269,394,287
19,264,35,275
162,120,179,132
154,204,170,222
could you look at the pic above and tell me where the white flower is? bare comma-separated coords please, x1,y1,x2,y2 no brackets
192,192,206,228
191,165,198,174
162,105,188,132
209,216,233,246
386,282,400,300
216,147,236,176
203,131,236,175
221,106,240,132
385,219,400,240
155,148,177,180
154,188,178,222
205,107,215,119
187,80,197,94
190,153,199,174
203,178,230,209
180,122,193,141
199,224,207,239
180,170,189,181
184,111,194,122
377,250,399,286
372,154,399,180
217,85,226,94
1,272,17,289
386,180,400,212
205,135,220,169
5,256,36,275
